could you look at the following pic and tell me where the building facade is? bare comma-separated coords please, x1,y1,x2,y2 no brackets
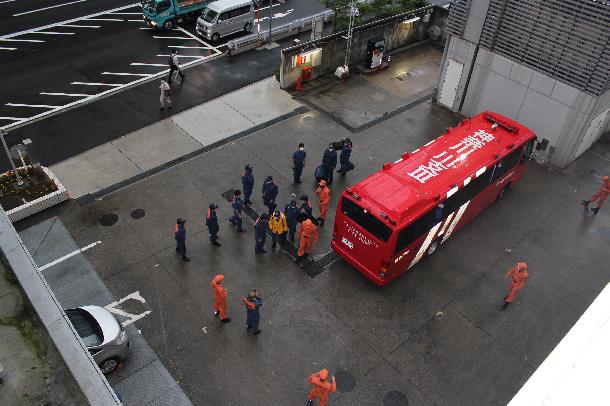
436,0,610,167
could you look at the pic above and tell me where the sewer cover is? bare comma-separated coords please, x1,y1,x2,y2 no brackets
597,226,610,241
131,209,146,219
407,69,423,77
383,391,409,406
334,370,356,392
99,213,118,226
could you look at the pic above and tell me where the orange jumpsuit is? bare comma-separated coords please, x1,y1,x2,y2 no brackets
211,274,228,319
505,264,528,303
316,182,331,220
307,369,336,406
588,176,610,209
298,219,318,256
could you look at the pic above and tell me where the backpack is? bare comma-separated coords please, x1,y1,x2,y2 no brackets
168,55,174,67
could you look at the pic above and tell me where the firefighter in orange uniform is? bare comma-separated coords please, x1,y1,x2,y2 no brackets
211,274,231,323
503,262,528,310
582,175,610,214
307,368,336,406
297,217,318,263
315,180,331,227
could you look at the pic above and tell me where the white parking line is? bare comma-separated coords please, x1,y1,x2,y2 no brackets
6,103,63,108
86,18,123,21
168,45,211,49
40,92,92,97
0,46,17,50
38,241,101,271
0,0,16,4
140,27,154,30
127,19,144,22
71,81,123,86
13,0,88,17
28,31,75,35
0,38,44,42
60,24,101,28
0,117,25,121
174,26,220,52
153,36,192,40
157,54,203,59
130,62,167,67
101,72,153,77
109,12,141,15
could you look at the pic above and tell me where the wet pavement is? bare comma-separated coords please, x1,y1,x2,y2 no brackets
14,48,610,405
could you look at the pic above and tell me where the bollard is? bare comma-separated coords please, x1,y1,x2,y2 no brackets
296,77,303,92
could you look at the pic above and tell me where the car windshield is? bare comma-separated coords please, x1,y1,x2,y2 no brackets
66,309,103,347
202,8,217,23
341,197,392,242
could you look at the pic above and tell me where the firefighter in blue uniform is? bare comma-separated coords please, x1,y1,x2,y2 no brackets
292,143,306,184
205,204,221,246
241,164,254,206
229,190,246,233
322,144,338,185
242,289,263,335
174,218,190,262
261,176,278,215
299,194,313,220
254,213,269,254
338,138,353,176
284,199,300,242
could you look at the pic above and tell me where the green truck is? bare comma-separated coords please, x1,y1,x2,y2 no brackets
141,0,211,29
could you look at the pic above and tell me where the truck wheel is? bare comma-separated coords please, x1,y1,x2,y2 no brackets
211,33,220,43
163,19,174,29
244,22,253,33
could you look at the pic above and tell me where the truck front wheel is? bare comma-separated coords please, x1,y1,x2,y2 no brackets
163,19,174,29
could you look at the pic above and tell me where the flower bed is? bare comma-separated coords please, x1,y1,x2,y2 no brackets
0,166,69,222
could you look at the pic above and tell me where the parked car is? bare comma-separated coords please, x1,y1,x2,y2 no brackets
196,0,255,43
65,306,130,374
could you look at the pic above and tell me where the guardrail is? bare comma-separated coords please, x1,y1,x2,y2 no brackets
227,9,334,55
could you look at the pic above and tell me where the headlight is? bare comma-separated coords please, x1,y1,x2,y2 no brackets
151,20,157,26
114,330,127,345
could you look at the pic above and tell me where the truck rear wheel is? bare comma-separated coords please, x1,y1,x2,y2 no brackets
163,19,174,29
244,22,253,33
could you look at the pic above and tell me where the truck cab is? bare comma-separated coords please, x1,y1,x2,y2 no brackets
142,0,211,29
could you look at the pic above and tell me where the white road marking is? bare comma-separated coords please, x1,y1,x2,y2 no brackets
0,117,26,121
6,103,63,108
28,31,75,35
0,46,17,50
156,54,203,59
0,0,16,4
71,81,123,86
130,62,167,67
153,36,192,40
126,19,144,22
13,0,88,17
101,72,153,77
168,45,210,49
104,291,152,327
86,18,123,21
174,26,219,52
0,38,44,42
108,12,140,15
40,92,91,97
202,327,208,334
60,24,101,28
38,241,101,271
139,27,154,30
0,3,138,40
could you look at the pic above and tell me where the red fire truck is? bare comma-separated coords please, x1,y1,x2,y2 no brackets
331,111,536,286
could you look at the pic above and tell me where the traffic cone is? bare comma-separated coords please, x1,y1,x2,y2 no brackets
296,77,303,92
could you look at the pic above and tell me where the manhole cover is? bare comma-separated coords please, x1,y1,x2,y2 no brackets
598,226,610,241
334,370,356,392
383,391,409,406
407,69,423,77
99,213,118,226
131,209,146,219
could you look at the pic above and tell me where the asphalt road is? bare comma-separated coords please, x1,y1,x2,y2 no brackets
0,0,327,169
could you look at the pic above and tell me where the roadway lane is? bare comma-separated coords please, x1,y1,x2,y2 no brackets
0,0,134,36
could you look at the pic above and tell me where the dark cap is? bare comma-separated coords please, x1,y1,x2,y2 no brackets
209,204,218,210
176,218,185,224
244,164,252,171
298,142,304,148
300,194,308,201
234,189,242,196
265,175,272,181
290,199,297,206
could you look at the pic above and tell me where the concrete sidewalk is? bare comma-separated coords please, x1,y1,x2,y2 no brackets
51,77,302,199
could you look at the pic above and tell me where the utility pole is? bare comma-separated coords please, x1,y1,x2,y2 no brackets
344,0,358,67
268,0,273,44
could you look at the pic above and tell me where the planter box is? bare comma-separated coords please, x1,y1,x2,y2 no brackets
6,166,70,223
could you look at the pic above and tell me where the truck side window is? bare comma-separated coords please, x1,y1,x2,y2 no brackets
520,139,535,164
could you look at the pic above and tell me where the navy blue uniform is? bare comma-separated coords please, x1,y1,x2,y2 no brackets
241,170,254,205
244,297,263,333
339,142,353,175
292,149,306,184
261,180,278,215
206,208,220,243
174,224,187,257
322,147,337,185
284,203,299,241
229,197,245,231
254,218,268,253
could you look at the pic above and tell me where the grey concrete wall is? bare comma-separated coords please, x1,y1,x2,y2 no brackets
0,211,121,406
461,0,491,44
281,6,439,89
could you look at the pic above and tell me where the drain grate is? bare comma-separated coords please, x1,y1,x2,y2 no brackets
335,370,356,392
99,213,118,226
383,391,408,406
130,209,146,219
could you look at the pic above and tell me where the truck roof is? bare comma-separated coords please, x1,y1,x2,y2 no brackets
350,111,535,224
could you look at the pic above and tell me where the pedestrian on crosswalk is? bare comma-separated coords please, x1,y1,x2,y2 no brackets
167,50,185,83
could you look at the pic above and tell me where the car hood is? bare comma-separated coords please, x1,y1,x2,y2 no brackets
80,305,121,345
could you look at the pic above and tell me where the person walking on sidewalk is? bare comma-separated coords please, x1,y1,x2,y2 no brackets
254,213,269,254
268,210,288,249
205,204,221,247
159,79,172,111
211,274,231,323
307,368,336,406
322,144,338,185
167,50,185,83
315,180,331,227
262,176,278,215
242,289,263,335
284,199,299,242
229,190,246,233
582,175,610,214
174,218,190,262
338,138,354,176
241,164,254,206
292,142,307,184
502,262,528,310
297,216,318,263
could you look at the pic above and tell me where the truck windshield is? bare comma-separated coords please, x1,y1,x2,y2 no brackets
341,197,392,242
202,8,217,22
156,0,171,12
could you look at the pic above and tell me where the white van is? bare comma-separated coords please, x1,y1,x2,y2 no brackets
196,0,255,43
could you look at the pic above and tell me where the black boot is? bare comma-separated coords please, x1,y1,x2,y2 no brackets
182,256,191,262
212,240,221,246
592,207,600,214
221,318,231,323
501,301,510,310
319,219,325,227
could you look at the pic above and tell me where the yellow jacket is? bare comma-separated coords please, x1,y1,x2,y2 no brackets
268,213,288,234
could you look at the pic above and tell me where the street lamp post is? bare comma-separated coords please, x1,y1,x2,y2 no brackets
268,0,273,44
0,130,24,187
